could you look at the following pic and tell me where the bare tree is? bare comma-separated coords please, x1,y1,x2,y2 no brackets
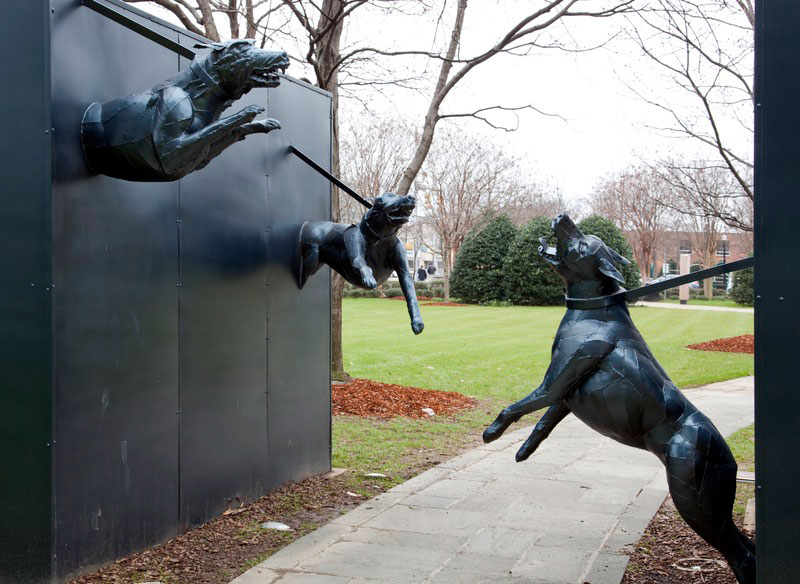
339,118,416,223
124,0,288,42
501,180,566,226
414,128,531,300
625,0,754,231
670,164,732,297
389,0,634,196
590,166,674,281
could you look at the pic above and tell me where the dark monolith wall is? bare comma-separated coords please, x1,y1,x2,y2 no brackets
0,1,331,581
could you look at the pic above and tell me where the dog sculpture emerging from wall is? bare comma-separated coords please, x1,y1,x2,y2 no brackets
82,40,289,181
298,193,424,335
483,213,755,584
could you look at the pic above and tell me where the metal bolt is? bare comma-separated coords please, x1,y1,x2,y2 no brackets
779,296,784,301
176,219,182,223
51,7,55,13
45,129,49,134
756,103,762,108
756,295,761,300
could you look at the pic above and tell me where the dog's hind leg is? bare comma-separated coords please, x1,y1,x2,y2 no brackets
515,401,571,462
664,417,755,584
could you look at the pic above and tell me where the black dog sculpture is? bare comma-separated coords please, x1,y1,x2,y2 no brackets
82,40,289,181
298,193,424,335
483,213,754,584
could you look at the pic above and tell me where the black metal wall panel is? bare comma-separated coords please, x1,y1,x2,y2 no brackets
177,49,270,526
265,80,332,487
1,2,331,581
0,3,53,582
754,1,800,581
50,1,180,578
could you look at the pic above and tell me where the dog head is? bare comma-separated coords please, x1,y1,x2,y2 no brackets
538,213,630,288
362,193,416,239
196,40,290,96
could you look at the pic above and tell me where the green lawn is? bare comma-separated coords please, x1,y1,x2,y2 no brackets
727,424,756,517
342,299,754,400
334,299,754,481
657,297,748,309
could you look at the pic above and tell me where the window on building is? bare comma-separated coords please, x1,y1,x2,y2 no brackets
678,241,692,254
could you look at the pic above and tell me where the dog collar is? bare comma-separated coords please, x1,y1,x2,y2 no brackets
191,60,228,99
565,290,627,310
361,218,393,242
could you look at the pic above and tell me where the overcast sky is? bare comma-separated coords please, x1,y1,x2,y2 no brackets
135,1,752,202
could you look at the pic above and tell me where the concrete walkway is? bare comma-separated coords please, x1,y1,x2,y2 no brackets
635,301,753,313
232,377,754,584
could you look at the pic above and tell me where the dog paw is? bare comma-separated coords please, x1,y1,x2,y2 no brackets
360,269,377,289
242,105,266,120
252,117,281,132
483,410,517,443
412,319,424,335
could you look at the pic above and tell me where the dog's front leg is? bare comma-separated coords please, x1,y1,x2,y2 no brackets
343,227,376,289
514,401,571,462
195,119,282,170
393,244,424,335
483,336,613,442
158,105,265,175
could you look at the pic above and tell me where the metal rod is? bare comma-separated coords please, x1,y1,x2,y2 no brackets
82,0,197,60
626,256,754,300
289,146,372,209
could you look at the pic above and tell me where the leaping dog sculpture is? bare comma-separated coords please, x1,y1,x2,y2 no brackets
82,39,289,181
484,213,755,584
298,193,424,335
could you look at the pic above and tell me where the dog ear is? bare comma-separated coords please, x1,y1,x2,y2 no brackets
194,42,227,51
598,258,626,283
607,246,630,266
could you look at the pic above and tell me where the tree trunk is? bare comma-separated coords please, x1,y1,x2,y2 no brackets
442,245,453,302
704,276,713,299
313,0,347,380
197,0,221,41
395,0,467,195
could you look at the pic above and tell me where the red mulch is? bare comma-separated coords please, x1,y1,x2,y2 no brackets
621,497,754,584
69,473,366,584
687,334,754,354
332,378,476,418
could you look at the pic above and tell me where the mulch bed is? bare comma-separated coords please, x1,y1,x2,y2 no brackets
69,473,366,584
687,334,754,354
332,378,476,418
622,497,754,584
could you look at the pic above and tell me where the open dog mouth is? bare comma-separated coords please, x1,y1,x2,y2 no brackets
538,236,559,265
386,204,415,224
252,65,288,87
